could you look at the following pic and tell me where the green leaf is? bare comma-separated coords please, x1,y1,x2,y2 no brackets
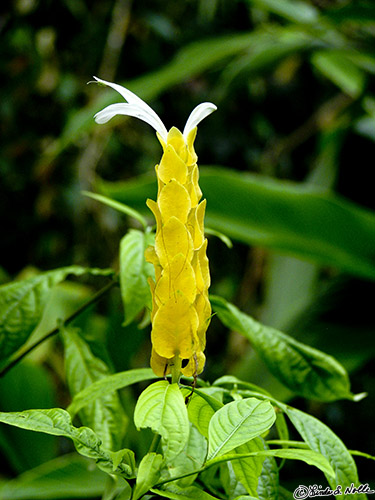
218,27,313,95
67,368,154,417
0,266,113,361
211,296,352,401
134,381,189,462
207,397,276,460
231,438,265,497
99,167,375,281
349,449,375,462
213,375,272,396
208,448,335,479
0,454,108,500
250,0,319,24
311,50,366,98
82,191,147,229
257,446,279,500
205,227,233,248
133,453,163,500
185,388,223,439
284,406,363,496
152,483,221,500
165,423,208,487
0,408,135,478
119,229,155,326
61,325,127,451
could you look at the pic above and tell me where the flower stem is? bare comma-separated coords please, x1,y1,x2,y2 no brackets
171,355,182,384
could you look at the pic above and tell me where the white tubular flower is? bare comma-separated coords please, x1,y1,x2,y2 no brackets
93,76,216,142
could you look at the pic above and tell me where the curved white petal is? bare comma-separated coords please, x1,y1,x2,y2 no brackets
183,102,217,139
93,76,168,141
94,103,169,138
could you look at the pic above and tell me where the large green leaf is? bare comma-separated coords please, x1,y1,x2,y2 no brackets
119,229,154,326
134,381,189,462
207,397,276,460
211,295,352,401
284,406,363,498
61,325,127,451
0,408,135,478
99,167,375,280
0,454,108,500
0,266,113,361
67,368,155,417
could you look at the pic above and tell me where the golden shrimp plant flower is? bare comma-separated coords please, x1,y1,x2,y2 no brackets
94,77,216,380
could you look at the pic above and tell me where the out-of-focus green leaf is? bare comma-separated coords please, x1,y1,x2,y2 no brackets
0,454,108,500
211,296,353,401
311,50,366,98
0,266,113,361
249,0,319,24
119,229,154,326
61,325,127,451
324,2,375,24
67,368,155,417
82,191,148,229
0,362,57,473
217,27,314,94
99,167,375,280
207,397,276,460
134,381,189,462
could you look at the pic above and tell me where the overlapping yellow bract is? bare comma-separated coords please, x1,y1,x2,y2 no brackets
145,126,211,377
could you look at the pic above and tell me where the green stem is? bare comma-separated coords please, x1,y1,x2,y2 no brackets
0,279,118,378
171,355,182,384
148,433,162,454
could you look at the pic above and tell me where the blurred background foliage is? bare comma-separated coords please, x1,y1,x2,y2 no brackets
1,0,375,496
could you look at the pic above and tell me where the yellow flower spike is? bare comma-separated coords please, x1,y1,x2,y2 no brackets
93,76,216,382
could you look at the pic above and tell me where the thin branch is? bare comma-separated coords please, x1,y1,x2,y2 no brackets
0,279,118,378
